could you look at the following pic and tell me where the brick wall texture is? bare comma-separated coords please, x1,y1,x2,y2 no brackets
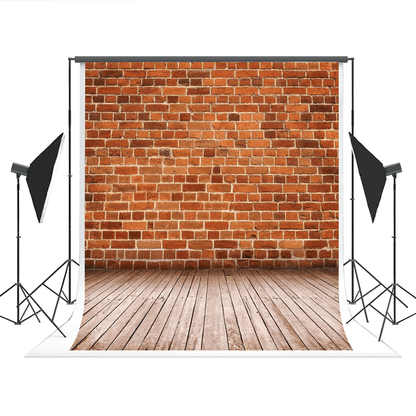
84,61,339,270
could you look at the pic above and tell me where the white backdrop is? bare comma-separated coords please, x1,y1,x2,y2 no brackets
0,1,415,415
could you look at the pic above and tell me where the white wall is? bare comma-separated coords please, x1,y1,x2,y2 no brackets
0,1,415,416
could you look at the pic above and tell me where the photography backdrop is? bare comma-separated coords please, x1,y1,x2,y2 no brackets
83,59,340,270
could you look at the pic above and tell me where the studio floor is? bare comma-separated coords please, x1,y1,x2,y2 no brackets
71,267,352,351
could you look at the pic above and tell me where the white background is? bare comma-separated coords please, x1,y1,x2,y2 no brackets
0,1,415,415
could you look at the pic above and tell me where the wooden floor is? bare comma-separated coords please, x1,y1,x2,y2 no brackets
71,268,352,351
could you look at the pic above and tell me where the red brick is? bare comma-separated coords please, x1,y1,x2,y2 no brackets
181,202,204,210
180,221,204,230
183,184,206,192
205,222,229,230
214,240,238,249
189,241,212,249
207,184,232,193
105,202,128,211
155,221,178,230
163,240,186,249
111,240,136,249
123,222,147,230
187,87,210,95
280,222,304,230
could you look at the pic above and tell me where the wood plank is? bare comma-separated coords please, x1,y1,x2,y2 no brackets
84,269,135,298
141,271,193,350
123,270,184,350
84,268,107,283
82,270,165,350
291,298,351,350
80,269,146,326
71,270,160,350
153,270,196,350
291,269,339,298
232,270,277,350
75,269,139,331
307,268,339,287
84,269,121,292
84,269,137,306
248,270,307,350
268,271,348,349
72,300,121,350
104,270,176,350
170,271,202,350
238,270,290,350
201,270,228,350
293,299,350,347
185,270,209,350
224,271,262,350
281,269,341,314
260,269,338,350
278,270,343,323
218,271,244,350
252,270,324,350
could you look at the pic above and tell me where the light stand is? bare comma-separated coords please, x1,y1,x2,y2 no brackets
0,161,65,337
0,169,41,326
343,58,381,317
346,134,416,340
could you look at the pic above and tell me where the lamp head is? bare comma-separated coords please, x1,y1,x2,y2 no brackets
11,163,29,177
384,163,402,177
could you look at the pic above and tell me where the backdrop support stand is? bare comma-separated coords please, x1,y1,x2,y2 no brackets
343,58,388,319
26,58,79,318
342,58,368,318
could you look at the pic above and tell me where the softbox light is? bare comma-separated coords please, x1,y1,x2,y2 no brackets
26,133,64,223
349,133,386,222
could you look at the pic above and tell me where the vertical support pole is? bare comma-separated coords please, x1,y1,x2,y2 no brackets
68,57,73,304
351,58,354,136
350,57,355,303
351,153,355,302
16,174,20,324
393,174,397,324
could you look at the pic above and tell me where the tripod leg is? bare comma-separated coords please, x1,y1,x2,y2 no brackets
397,284,416,301
42,284,69,303
0,283,17,298
20,286,41,323
18,260,71,307
344,260,357,304
25,294,66,337
19,302,30,321
22,260,68,302
379,288,395,342
355,261,407,308
347,284,391,324
0,315,17,324
353,261,369,322
52,262,69,321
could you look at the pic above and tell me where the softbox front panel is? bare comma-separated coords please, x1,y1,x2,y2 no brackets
350,133,386,222
26,133,64,223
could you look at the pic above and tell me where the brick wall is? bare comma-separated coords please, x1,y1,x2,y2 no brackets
84,61,339,269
